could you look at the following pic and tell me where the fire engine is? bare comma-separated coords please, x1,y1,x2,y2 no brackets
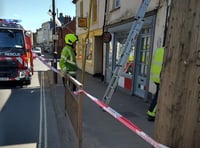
0,19,34,86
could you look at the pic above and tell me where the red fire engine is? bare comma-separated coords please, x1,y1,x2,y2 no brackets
0,19,34,86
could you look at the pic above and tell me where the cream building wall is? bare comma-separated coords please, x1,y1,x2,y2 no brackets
76,0,105,34
75,0,106,74
106,0,159,25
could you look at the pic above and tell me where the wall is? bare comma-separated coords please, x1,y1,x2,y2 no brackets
75,0,105,75
106,0,159,25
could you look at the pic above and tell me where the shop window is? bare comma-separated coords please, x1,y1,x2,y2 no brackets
86,38,93,62
108,41,113,69
77,37,85,60
77,37,93,63
124,47,135,75
115,31,135,76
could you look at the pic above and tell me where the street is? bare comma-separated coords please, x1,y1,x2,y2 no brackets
0,56,60,148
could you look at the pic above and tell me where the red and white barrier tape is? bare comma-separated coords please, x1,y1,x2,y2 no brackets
34,53,61,75
35,54,169,148
74,90,169,148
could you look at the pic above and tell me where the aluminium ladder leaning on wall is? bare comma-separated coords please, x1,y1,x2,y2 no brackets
102,0,151,105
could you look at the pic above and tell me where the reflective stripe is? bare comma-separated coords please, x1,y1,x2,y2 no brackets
61,55,67,61
66,59,76,65
69,49,73,62
152,61,162,67
68,71,76,75
151,73,160,80
147,105,156,117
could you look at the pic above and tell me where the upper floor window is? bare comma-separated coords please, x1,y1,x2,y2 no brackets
80,0,83,17
92,0,97,23
113,0,120,9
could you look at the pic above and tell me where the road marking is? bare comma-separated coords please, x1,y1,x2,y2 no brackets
38,73,43,148
43,72,48,148
0,90,11,112
38,72,48,148
0,143,37,148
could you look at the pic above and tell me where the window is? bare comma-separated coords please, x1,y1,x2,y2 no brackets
92,0,97,23
77,37,84,60
0,29,24,48
86,38,93,61
76,37,93,62
115,31,135,76
80,0,83,17
113,0,120,9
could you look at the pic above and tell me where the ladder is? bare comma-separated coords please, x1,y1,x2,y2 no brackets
102,0,151,105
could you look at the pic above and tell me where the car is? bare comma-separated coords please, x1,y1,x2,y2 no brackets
32,47,42,56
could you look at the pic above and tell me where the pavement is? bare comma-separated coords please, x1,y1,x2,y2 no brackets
46,69,155,148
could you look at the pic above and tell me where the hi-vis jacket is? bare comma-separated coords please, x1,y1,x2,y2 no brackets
59,45,77,77
150,47,164,84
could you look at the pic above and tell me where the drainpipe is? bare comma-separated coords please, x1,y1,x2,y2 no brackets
163,0,171,47
103,0,109,82
81,0,92,84
52,0,57,84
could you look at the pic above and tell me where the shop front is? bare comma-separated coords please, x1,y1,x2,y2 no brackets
105,16,155,100
76,29,103,75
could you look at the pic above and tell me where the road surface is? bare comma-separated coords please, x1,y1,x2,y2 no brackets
0,57,60,148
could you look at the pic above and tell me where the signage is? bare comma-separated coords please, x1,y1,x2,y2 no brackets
78,18,87,27
103,31,112,43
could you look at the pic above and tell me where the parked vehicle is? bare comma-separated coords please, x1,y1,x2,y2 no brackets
0,19,34,86
32,47,42,56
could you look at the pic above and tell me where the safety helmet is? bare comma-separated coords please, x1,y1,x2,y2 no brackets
65,34,78,45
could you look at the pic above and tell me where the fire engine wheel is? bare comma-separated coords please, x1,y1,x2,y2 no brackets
18,80,31,87
25,80,31,85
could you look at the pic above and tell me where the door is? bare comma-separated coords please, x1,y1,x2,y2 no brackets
134,26,153,100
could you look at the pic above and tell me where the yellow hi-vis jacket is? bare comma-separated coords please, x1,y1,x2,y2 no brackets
59,45,77,77
150,47,164,83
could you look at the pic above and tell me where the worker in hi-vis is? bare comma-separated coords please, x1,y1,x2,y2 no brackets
147,47,164,121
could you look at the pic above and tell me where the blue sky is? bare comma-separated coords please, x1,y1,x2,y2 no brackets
0,0,75,32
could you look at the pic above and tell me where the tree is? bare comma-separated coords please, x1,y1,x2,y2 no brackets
155,0,200,147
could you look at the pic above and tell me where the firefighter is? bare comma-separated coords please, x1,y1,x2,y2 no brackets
59,33,78,91
147,47,164,121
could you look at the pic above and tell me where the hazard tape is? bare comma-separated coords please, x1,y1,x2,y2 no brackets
74,90,169,148
34,53,61,75
35,53,169,148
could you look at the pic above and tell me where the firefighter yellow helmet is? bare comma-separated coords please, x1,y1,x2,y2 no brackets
65,34,78,45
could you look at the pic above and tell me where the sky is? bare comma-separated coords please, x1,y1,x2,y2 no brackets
0,0,75,32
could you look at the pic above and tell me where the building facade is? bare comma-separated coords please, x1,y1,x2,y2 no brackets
35,21,52,52
104,0,169,100
74,0,106,75
74,0,169,100
56,18,76,58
